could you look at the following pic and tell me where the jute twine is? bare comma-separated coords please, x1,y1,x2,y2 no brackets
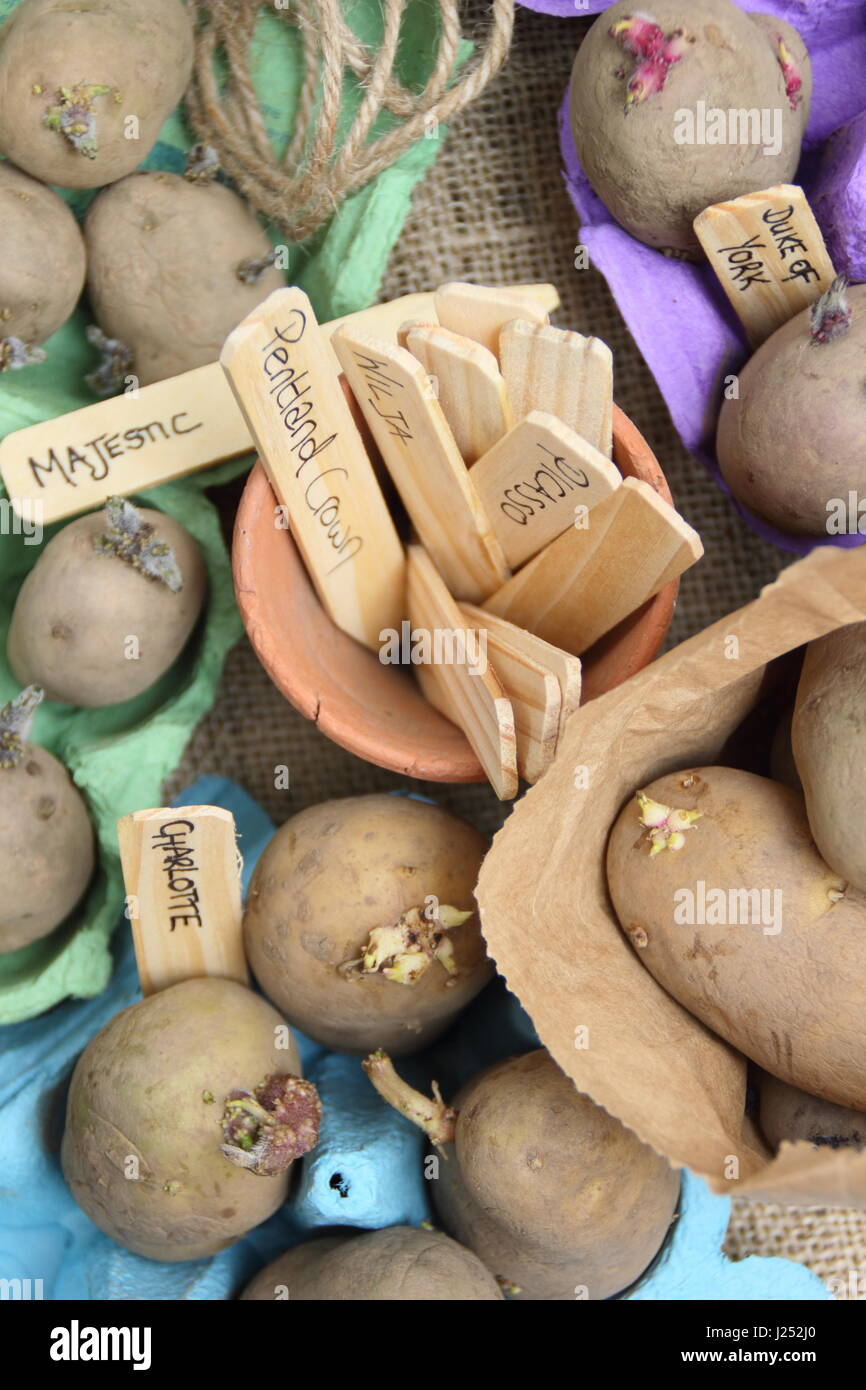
185,0,515,242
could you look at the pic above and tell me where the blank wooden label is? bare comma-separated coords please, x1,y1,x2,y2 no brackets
0,291,439,529
407,545,518,800
694,184,836,345
332,326,509,602
471,410,621,568
404,324,512,464
458,602,561,783
118,806,248,997
484,477,703,655
500,319,614,457
434,282,550,356
221,287,405,651
459,601,582,748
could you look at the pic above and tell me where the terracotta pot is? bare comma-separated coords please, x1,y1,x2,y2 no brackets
233,403,678,782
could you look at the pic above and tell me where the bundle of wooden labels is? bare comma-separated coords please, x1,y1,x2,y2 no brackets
219,280,703,800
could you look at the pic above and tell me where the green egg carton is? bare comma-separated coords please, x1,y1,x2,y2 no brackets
0,0,455,1023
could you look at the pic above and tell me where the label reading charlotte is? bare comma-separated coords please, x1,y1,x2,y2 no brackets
259,308,363,573
26,413,203,490
150,819,203,931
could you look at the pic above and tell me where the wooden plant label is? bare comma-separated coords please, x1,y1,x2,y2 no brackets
470,410,621,568
500,320,614,457
117,806,248,997
332,326,510,602
694,184,836,345
0,362,252,528
407,544,518,800
0,291,439,530
484,477,703,655
434,282,550,356
458,602,561,783
404,324,512,464
459,601,582,747
221,287,405,651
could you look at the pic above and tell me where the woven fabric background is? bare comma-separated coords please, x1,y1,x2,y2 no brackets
166,6,865,1295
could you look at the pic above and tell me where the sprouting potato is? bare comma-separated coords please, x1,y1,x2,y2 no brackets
717,281,866,535
8,497,206,708
606,765,866,1110
61,976,321,1262
243,794,494,1056
365,1048,679,1300
0,0,194,189
569,0,810,255
85,169,285,387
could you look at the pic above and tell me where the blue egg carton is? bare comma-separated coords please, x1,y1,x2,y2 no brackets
0,777,829,1301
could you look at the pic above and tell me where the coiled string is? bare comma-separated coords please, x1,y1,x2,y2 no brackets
186,0,515,242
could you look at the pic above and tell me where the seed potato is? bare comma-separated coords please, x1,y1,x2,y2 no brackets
0,0,194,189
61,977,320,1262
569,0,810,255
0,686,94,954
606,766,866,1109
0,161,85,357
241,1225,504,1301
243,794,493,1056
85,171,285,385
717,285,866,534
432,1050,678,1301
8,500,206,707
368,1048,678,1301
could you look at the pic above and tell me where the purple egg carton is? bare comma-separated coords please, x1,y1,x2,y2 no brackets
522,0,866,554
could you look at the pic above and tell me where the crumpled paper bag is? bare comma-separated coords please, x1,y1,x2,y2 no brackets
477,544,866,1208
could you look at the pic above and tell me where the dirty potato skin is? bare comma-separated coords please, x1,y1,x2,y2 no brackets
61,978,307,1262
717,285,866,534
432,1051,678,1301
242,1225,504,1301
243,795,493,1056
792,623,866,890
8,507,206,707
0,744,94,953
569,0,811,255
0,161,85,348
85,171,285,385
758,1071,866,1153
0,0,193,189
606,766,866,1110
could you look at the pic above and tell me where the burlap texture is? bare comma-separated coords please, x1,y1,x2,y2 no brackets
166,7,865,1295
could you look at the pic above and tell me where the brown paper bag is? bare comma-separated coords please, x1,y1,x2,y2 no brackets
477,546,866,1208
